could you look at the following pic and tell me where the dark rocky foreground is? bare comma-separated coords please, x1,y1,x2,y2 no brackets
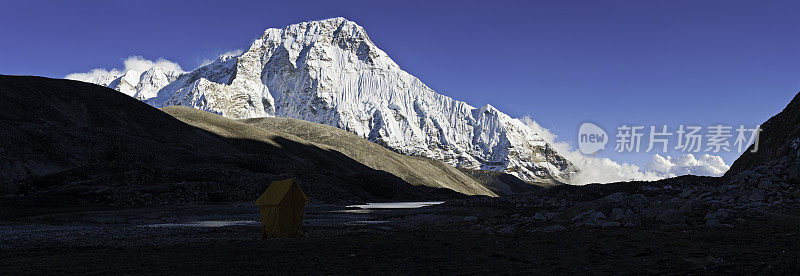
2,75,800,273
1,198,798,274
449,173,799,232
3,152,799,273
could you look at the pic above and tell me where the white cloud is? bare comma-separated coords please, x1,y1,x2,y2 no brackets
65,68,123,83
122,56,183,73
645,153,730,177
522,118,557,146
521,116,729,185
66,56,184,83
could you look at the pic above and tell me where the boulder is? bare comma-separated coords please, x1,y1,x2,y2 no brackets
497,226,516,235
758,179,775,190
610,208,625,221
706,219,722,227
660,210,687,225
624,210,641,227
604,192,627,203
540,224,566,233
704,209,730,221
571,209,606,227
584,220,604,228
571,209,605,222
630,194,649,211
749,191,765,202
601,221,621,228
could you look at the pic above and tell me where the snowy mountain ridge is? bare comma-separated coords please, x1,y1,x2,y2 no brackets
72,17,575,183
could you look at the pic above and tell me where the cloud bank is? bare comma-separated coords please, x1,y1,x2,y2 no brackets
65,56,184,83
645,153,730,177
521,116,729,185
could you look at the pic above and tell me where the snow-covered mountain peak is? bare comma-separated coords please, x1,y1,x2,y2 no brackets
252,17,397,71
259,17,369,44
479,104,501,115
75,17,576,183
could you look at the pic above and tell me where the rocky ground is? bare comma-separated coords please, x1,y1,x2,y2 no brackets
445,167,799,234
2,174,799,275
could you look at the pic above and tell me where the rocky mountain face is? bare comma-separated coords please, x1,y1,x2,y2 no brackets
82,17,575,183
726,91,800,182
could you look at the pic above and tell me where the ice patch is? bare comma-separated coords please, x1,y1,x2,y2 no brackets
345,220,391,225
142,220,259,228
346,201,444,209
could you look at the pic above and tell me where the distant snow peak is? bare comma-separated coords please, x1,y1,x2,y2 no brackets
71,17,576,183
66,56,184,100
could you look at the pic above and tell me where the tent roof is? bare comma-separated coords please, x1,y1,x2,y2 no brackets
254,178,309,206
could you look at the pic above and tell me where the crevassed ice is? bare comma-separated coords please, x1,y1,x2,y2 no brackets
87,17,576,183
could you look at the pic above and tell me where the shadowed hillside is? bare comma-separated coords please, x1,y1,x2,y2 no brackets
458,169,551,195
0,75,466,205
235,116,497,196
727,91,800,182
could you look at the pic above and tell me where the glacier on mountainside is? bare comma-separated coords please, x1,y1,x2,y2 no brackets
71,17,576,183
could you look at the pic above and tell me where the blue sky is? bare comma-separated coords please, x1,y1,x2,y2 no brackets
2,0,799,174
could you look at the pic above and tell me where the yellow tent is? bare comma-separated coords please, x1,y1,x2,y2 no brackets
254,178,310,238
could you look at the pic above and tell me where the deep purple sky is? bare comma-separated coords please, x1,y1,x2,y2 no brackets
2,0,799,168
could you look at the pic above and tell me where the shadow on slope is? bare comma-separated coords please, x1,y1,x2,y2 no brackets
0,75,462,206
727,91,800,181
237,116,496,196
458,169,548,195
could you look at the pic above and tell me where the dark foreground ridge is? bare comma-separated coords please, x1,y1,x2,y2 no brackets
728,91,800,178
0,75,463,205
